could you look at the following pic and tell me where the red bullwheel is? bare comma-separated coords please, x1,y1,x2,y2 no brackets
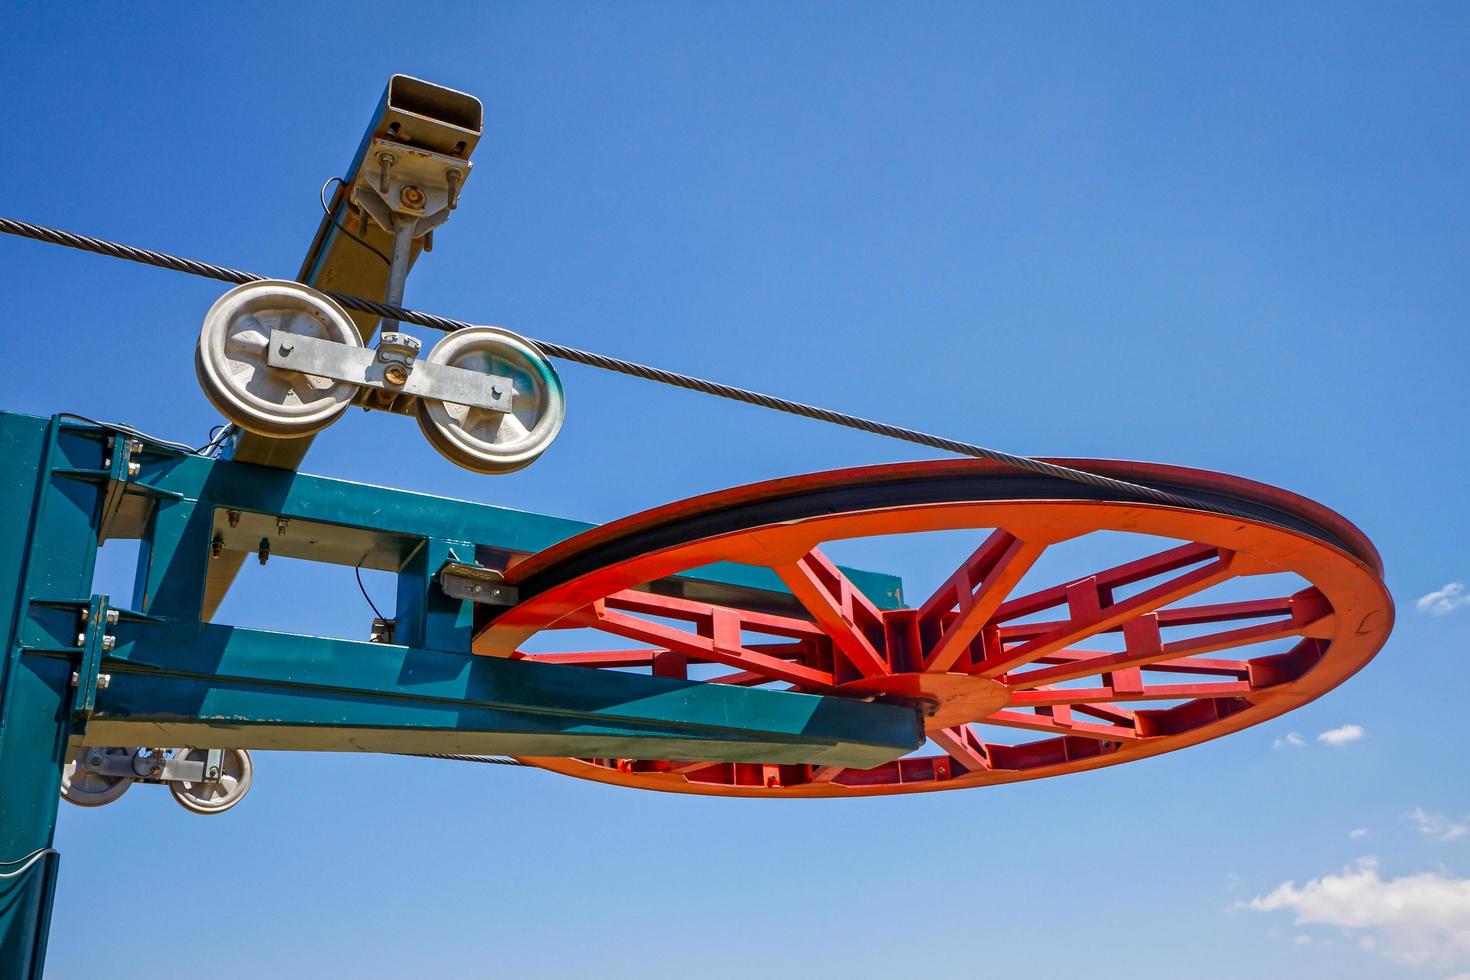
475,459,1393,797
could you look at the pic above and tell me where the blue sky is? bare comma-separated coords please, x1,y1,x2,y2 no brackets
5,2,1470,977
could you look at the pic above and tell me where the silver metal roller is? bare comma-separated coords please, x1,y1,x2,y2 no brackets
196,280,364,438
415,326,566,474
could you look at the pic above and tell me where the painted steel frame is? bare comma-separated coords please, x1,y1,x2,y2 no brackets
0,410,919,975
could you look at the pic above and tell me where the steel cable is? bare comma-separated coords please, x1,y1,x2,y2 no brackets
1,216,1248,517
400,753,530,766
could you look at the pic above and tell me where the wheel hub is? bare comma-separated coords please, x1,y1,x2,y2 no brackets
837,671,1011,730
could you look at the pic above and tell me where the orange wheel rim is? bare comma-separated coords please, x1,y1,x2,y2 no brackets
475,459,1393,797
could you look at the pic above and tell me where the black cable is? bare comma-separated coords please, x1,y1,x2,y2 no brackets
0,215,1254,520
58,413,202,455
354,559,386,621
195,423,228,454
320,177,392,266
398,753,531,767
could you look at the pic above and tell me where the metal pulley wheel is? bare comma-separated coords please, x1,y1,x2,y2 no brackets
196,280,363,437
415,326,565,473
168,748,253,815
60,747,133,807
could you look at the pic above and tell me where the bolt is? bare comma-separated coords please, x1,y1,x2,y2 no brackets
207,766,220,780
258,538,270,565
127,461,141,478
357,206,369,235
105,609,119,625
399,185,427,210
276,516,289,535
89,755,102,767
491,384,503,399
76,633,86,647
279,340,294,357
96,674,111,689
383,363,409,386
446,169,462,210
211,534,224,558
423,229,434,253
377,152,396,193
101,636,115,652
472,584,484,594
227,510,241,528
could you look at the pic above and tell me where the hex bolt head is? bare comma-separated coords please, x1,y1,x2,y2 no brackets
127,461,141,477
227,510,241,528
101,636,116,652
105,609,119,625
88,755,102,768
75,633,86,647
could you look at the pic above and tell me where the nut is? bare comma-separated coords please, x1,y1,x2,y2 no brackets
384,363,410,386
399,185,427,210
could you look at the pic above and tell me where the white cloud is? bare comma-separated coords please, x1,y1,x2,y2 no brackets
1274,732,1307,749
1418,582,1470,616
1408,808,1470,845
1318,724,1365,747
1246,857,1470,970
1293,934,1312,945
1349,828,1369,841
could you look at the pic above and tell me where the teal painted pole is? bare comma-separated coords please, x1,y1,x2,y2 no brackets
0,416,109,977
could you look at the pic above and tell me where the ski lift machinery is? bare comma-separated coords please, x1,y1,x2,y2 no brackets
0,76,1393,975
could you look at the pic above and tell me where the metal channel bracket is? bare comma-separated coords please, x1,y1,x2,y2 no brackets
267,329,515,412
440,561,519,606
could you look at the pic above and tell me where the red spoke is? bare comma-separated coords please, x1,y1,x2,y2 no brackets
916,532,1048,673
1007,586,1329,689
705,669,789,687
1031,647,1250,678
775,548,890,678
994,541,1219,623
1069,703,1136,726
518,640,812,669
983,707,1138,742
586,600,835,689
604,590,827,641
517,650,661,667
976,551,1236,677
930,726,992,771
1010,681,1254,707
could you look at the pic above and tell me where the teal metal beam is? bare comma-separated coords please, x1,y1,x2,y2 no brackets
0,408,918,976
60,621,917,765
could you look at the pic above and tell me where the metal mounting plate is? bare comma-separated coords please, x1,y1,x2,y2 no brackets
440,561,519,606
266,329,514,412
